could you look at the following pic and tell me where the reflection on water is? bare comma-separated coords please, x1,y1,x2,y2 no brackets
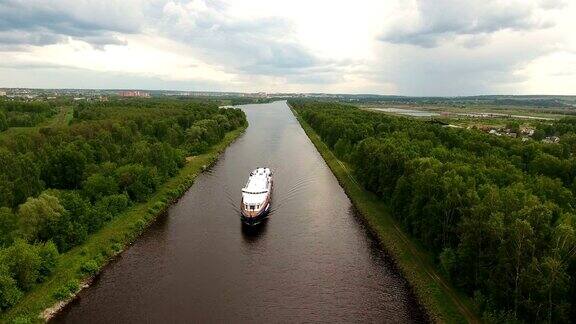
53,101,427,323
241,219,269,244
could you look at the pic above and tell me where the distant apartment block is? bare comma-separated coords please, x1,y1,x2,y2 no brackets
118,90,150,98
0,90,6,96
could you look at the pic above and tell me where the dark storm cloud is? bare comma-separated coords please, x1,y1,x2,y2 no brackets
379,0,555,48
0,0,144,48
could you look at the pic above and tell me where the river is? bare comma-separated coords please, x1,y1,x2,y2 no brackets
52,101,426,323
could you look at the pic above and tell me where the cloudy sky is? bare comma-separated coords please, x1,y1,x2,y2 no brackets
0,0,575,95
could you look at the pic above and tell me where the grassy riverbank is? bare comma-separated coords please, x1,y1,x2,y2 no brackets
291,108,478,323
1,126,246,323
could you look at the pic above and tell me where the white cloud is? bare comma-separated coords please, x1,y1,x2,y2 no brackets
517,51,576,94
0,0,574,95
0,0,147,48
378,0,555,48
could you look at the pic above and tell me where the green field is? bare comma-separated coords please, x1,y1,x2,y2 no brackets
291,107,479,323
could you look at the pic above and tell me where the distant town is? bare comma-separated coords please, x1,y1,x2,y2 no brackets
0,88,321,101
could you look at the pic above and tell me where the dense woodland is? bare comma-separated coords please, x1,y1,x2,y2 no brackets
291,100,576,323
0,100,57,131
0,98,246,311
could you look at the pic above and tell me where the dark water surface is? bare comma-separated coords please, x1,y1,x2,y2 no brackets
53,101,426,323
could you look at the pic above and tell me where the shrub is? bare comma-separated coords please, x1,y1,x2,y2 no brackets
111,243,123,253
2,239,42,291
115,164,159,202
0,266,23,310
37,241,58,279
52,279,79,301
131,219,146,232
11,315,34,324
82,173,119,202
79,260,99,276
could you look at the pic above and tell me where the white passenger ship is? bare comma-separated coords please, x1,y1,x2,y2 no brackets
241,167,273,225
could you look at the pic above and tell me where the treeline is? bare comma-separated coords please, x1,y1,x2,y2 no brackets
537,117,576,138
227,97,274,106
0,98,246,311
335,95,572,108
290,100,576,323
492,98,569,108
0,100,57,131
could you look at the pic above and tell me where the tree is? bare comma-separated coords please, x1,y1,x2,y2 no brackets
82,173,119,202
290,100,576,322
18,193,64,243
508,218,534,317
43,144,87,189
36,241,58,279
0,98,248,313
0,111,7,132
0,265,22,310
506,121,520,134
334,138,352,161
529,153,566,183
0,208,17,247
0,174,14,208
115,164,159,202
439,247,457,278
185,125,208,154
533,128,546,141
52,191,90,251
539,256,569,323
2,239,42,291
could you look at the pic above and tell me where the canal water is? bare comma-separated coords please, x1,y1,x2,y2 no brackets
53,101,426,323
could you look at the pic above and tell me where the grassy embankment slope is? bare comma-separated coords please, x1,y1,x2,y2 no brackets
1,125,246,323
291,108,479,323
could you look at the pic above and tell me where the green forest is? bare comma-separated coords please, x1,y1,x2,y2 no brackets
0,101,57,131
290,100,576,323
0,98,246,312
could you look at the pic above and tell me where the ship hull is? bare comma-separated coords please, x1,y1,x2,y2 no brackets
240,168,273,226
240,201,270,225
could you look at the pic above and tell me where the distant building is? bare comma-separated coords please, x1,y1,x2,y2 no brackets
489,129,500,136
118,90,150,98
543,136,560,144
520,127,535,136
0,90,6,96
